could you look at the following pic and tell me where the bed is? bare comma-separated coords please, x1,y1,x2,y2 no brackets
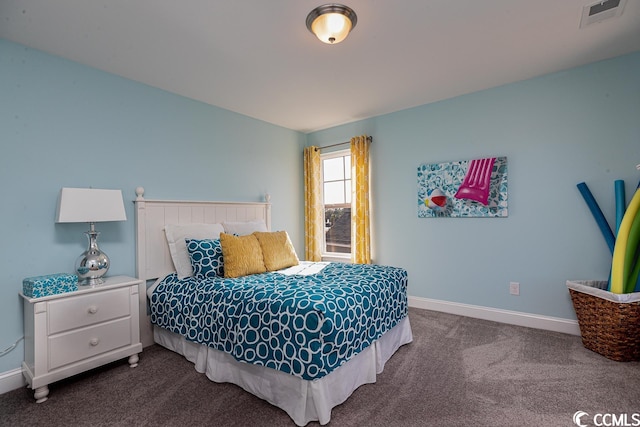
134,188,413,426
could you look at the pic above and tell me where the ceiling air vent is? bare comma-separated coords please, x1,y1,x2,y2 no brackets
580,0,627,28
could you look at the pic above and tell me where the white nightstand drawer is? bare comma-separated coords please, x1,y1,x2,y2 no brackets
21,276,142,403
48,317,133,370
48,287,131,334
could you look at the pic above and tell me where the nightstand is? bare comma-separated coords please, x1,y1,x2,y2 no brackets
20,275,143,403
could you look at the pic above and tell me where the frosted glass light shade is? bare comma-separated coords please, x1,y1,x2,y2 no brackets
56,188,127,223
306,4,357,44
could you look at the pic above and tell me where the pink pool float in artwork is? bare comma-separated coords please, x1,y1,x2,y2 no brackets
454,157,496,206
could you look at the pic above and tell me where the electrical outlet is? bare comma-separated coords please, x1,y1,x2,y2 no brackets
509,282,520,296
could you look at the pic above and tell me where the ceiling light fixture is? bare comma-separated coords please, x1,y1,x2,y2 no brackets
306,4,357,44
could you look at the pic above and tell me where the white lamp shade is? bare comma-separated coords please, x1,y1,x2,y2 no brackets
56,188,127,223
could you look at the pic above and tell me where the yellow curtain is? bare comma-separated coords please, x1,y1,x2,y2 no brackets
350,135,371,264
304,146,322,261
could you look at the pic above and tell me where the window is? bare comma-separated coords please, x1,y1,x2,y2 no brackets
321,150,351,256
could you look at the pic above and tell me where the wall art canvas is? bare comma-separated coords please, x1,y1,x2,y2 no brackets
417,156,508,218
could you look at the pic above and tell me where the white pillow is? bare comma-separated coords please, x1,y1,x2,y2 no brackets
222,219,268,236
164,223,224,279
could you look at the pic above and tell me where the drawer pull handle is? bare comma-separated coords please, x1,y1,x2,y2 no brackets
88,306,98,314
89,338,100,346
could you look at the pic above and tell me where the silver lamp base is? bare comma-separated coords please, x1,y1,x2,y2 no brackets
76,225,110,286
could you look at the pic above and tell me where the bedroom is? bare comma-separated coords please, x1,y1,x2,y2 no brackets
1,0,640,425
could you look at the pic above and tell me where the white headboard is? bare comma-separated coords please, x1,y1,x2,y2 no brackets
134,186,271,345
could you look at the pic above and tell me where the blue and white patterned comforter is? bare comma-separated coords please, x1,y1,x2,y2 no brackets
149,263,408,380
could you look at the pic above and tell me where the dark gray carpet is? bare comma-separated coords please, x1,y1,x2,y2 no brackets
2,307,639,426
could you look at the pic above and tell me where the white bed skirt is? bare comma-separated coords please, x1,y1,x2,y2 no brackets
153,316,413,426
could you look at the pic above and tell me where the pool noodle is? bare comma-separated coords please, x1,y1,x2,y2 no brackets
576,182,615,255
634,179,640,292
629,248,640,292
615,180,625,235
610,188,640,293
634,179,640,291
610,180,626,292
624,209,640,293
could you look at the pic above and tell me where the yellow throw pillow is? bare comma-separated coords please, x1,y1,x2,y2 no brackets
253,231,299,271
219,233,267,278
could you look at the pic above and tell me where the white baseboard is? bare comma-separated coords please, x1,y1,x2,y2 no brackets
0,298,578,395
408,296,581,336
0,367,26,395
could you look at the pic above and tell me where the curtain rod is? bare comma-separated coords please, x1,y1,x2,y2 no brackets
316,136,372,151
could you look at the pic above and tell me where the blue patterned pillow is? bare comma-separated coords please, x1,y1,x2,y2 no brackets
186,238,224,279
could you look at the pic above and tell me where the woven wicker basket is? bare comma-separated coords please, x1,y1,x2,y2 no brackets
567,280,640,362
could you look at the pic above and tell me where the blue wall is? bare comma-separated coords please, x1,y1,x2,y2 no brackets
309,51,640,323
2,36,639,375
0,39,305,373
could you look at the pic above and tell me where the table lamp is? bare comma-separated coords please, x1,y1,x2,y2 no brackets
56,188,127,285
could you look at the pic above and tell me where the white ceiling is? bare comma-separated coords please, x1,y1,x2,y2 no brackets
1,1,639,133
